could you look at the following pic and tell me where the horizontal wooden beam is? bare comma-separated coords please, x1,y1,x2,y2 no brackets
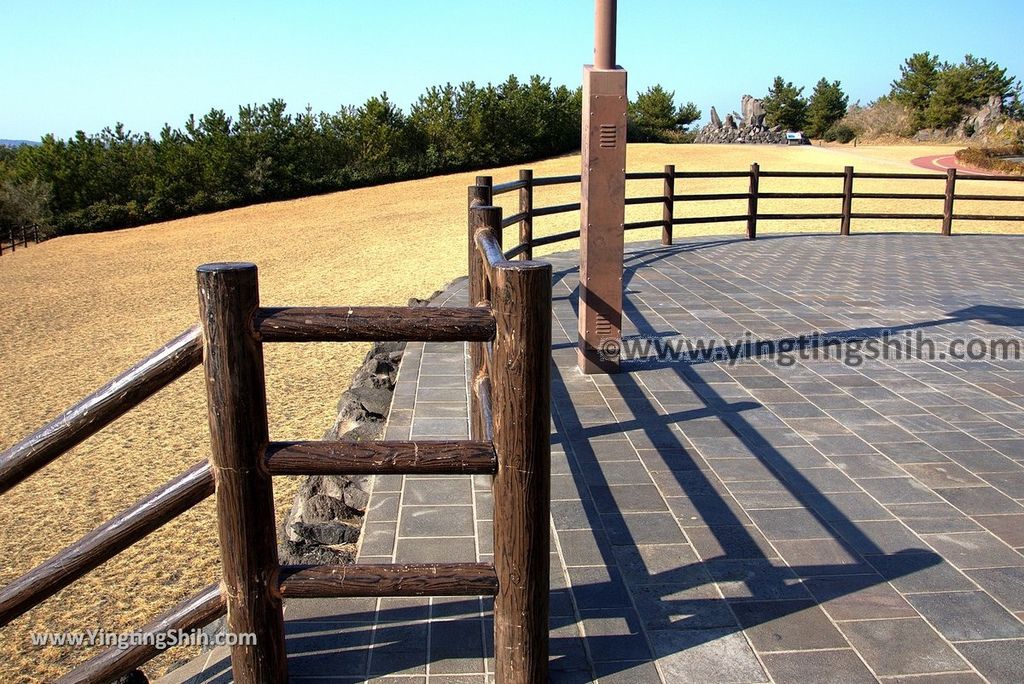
501,211,528,228
956,173,1024,182
624,219,664,231
955,194,1024,201
759,192,845,199
759,170,846,178
0,326,202,495
675,170,749,178
0,461,213,627
625,171,669,180
531,174,581,187
492,179,528,195
757,213,844,220
854,171,946,180
530,229,581,247
56,583,225,684
952,214,1024,221
674,193,750,202
504,243,530,259
624,196,664,206
257,306,495,342
849,212,945,220
853,192,945,200
265,440,496,475
532,202,581,217
279,563,499,598
673,214,749,225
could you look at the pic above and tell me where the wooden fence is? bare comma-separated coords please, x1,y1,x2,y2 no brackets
0,242,552,680
0,224,40,255
485,165,1024,257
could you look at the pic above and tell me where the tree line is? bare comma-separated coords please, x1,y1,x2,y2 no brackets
0,74,707,238
887,52,1021,131
760,52,1021,141
0,75,582,236
2,54,1018,238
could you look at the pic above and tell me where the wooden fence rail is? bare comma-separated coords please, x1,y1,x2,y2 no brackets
486,163,1024,259
0,224,40,255
1,221,552,682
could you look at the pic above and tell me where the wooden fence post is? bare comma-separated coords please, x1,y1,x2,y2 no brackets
472,206,502,306
942,168,957,236
519,169,533,260
476,175,493,205
467,185,491,441
662,164,675,245
197,263,287,684
841,165,854,236
746,162,759,240
491,257,551,684
10,228,16,253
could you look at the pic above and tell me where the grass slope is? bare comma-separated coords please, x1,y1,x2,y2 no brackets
1,143,1021,681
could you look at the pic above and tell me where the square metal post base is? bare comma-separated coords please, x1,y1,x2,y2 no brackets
578,65,627,374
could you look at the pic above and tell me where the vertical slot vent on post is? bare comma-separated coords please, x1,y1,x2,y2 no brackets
599,124,617,149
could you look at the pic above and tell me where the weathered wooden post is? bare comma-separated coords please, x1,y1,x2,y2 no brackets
942,167,957,236
662,164,675,245
491,257,551,684
10,228,16,253
746,162,760,240
476,175,493,205
197,263,287,684
519,169,534,260
840,165,854,236
467,185,492,440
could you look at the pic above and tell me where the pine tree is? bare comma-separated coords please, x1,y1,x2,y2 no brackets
763,77,808,131
890,52,943,130
805,78,849,138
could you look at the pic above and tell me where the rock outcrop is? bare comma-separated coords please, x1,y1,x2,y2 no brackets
278,287,446,565
695,95,788,144
741,95,767,128
913,95,1008,142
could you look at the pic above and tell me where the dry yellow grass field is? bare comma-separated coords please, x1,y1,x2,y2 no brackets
1,142,1022,682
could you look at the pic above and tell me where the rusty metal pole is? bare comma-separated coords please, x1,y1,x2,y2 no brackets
594,0,616,68
578,0,626,374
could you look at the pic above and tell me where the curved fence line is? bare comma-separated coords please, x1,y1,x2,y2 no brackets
483,163,1024,259
0,224,40,256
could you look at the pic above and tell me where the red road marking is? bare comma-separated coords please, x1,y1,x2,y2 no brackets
910,154,996,175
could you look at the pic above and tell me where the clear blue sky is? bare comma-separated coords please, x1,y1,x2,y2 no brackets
3,0,1022,140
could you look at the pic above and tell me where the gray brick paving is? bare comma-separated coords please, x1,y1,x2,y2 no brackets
166,235,1024,683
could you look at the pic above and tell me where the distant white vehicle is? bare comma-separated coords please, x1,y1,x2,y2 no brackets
786,131,811,145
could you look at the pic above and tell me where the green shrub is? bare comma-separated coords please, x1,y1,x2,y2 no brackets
824,124,857,143
955,145,1024,175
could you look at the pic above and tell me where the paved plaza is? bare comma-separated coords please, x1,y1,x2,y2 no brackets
170,234,1024,683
